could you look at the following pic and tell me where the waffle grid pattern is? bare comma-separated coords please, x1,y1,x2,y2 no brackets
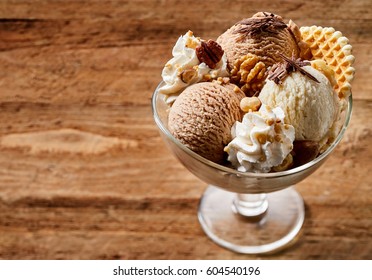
300,26,355,98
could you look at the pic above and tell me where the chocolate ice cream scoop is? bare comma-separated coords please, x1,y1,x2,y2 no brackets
217,12,302,70
168,81,245,163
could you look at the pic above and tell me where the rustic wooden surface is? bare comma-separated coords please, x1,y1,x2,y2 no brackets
0,0,371,260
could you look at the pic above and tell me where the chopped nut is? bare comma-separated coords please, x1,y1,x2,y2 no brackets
215,77,230,85
274,123,282,133
274,134,282,142
202,74,212,81
266,118,275,126
185,31,199,49
179,69,197,83
240,97,262,112
257,134,267,144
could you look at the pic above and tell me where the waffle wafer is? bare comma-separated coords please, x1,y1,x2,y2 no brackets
300,26,355,98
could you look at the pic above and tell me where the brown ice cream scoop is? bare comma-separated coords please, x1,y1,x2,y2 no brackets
217,12,302,70
168,82,245,163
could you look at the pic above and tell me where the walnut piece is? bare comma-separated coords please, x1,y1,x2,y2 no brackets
231,54,267,96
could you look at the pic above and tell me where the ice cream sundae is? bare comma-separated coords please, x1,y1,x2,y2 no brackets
157,12,355,173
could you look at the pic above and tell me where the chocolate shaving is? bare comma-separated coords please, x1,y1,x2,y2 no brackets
233,12,287,39
268,53,320,84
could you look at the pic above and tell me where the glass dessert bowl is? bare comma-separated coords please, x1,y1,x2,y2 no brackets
152,82,352,254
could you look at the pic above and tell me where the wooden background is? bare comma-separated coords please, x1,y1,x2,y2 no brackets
0,0,371,259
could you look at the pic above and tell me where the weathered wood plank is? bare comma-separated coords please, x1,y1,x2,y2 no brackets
0,0,371,259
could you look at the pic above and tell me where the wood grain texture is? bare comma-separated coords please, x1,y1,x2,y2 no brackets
0,0,371,260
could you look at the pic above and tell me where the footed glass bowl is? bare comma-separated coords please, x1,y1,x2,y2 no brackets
152,83,352,254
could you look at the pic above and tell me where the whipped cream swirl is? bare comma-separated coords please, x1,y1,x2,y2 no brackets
158,31,229,105
224,105,295,173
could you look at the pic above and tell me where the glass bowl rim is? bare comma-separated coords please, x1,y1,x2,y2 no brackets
152,82,353,179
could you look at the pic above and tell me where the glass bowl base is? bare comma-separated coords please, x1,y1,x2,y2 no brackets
198,186,305,254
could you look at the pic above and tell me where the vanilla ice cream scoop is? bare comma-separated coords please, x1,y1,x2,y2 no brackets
168,81,245,163
259,66,339,150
